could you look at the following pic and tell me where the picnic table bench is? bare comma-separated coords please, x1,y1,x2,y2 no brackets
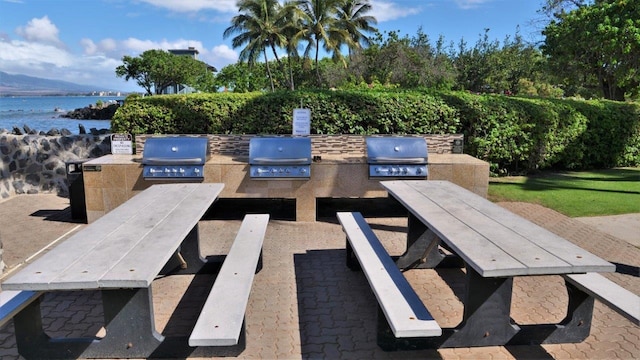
338,211,441,344
343,180,624,350
1,183,269,359
0,290,41,328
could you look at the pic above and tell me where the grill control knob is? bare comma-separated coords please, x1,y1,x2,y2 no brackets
416,168,423,174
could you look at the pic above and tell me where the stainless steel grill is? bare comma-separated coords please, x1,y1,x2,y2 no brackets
366,137,428,178
142,137,209,180
249,137,311,179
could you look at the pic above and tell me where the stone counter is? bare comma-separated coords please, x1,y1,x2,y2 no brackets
83,153,489,223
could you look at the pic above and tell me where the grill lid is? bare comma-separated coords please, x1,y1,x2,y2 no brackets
142,137,209,165
366,137,428,164
249,137,311,165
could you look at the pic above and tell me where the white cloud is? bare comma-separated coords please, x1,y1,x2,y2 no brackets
15,16,63,46
0,40,73,69
120,37,206,54
454,0,492,10
121,37,160,53
210,44,237,62
1,13,235,91
81,38,118,57
100,38,118,52
369,1,422,22
201,44,238,70
80,38,97,55
138,0,237,13
0,36,132,91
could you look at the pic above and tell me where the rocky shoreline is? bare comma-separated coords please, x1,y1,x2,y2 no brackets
61,102,119,120
3,101,117,136
3,124,111,136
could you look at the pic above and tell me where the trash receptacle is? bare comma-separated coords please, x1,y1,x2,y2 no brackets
66,160,87,222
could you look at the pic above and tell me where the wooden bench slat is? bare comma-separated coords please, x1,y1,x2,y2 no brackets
53,189,199,289
411,181,571,273
189,214,269,347
1,185,171,290
564,273,640,326
0,291,41,328
337,212,441,338
100,186,222,288
421,181,614,273
2,184,224,291
383,181,527,277
383,181,615,277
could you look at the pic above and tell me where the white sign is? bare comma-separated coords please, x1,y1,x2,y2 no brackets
292,108,311,135
111,133,133,155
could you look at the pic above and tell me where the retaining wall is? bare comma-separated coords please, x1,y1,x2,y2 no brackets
0,132,112,199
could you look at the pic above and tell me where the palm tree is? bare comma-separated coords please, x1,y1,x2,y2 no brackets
224,0,288,91
336,0,378,60
279,1,312,90
298,0,352,86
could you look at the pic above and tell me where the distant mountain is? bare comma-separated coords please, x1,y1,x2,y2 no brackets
0,71,120,96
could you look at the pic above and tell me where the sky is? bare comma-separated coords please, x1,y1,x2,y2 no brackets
0,0,546,93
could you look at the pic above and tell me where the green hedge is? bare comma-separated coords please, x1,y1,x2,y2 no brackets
112,91,460,135
111,90,640,174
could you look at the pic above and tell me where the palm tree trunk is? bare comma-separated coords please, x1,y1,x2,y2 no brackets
288,55,295,90
264,49,275,92
271,44,289,89
315,37,321,86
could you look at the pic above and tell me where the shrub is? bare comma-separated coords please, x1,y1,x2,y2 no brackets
111,90,640,174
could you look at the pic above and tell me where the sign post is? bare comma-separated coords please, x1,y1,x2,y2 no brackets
292,108,311,135
111,134,133,155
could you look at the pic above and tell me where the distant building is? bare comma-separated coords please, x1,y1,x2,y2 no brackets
161,47,216,95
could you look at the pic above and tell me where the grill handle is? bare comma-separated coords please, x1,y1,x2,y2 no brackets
251,157,310,165
368,157,427,164
143,157,204,165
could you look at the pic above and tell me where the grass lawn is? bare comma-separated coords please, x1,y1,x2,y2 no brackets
488,167,640,217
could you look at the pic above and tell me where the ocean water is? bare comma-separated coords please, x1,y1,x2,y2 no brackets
0,96,123,134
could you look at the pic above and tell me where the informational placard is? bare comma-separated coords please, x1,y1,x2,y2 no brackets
292,108,311,135
111,133,133,155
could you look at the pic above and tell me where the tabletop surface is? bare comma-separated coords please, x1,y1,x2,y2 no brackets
2,183,224,291
381,180,615,277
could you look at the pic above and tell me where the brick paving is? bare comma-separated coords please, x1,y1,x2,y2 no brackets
0,196,638,359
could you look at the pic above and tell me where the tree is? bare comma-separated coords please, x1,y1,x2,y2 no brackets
539,0,588,17
115,50,214,95
224,0,290,91
453,30,502,93
298,0,352,85
276,0,308,90
336,0,377,59
215,62,270,92
452,28,545,95
542,0,640,100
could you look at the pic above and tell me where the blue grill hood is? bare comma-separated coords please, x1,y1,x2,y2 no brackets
142,137,209,165
366,137,428,164
249,137,311,165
